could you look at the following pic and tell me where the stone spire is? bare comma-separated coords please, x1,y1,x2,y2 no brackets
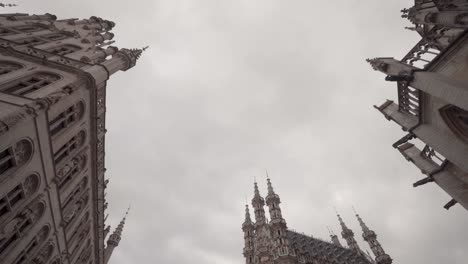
252,181,266,226
104,207,130,264
336,212,362,255
327,226,342,247
354,209,392,264
242,204,255,264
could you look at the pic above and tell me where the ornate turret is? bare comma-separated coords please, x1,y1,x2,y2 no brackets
252,181,266,226
104,207,130,264
337,212,362,255
355,210,392,264
264,176,294,262
242,204,255,264
101,46,149,75
265,177,286,226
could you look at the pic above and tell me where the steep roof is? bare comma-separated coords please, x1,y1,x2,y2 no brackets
286,230,374,264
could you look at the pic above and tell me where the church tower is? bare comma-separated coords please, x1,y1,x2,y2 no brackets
251,181,271,263
241,178,382,264
337,213,362,255
242,204,255,264
355,211,392,264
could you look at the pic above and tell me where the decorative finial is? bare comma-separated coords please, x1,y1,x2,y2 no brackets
352,206,357,215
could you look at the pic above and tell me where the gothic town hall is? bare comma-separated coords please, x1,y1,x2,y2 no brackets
242,179,392,264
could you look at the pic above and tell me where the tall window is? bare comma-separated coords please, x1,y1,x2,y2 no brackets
53,131,86,165
63,192,89,229
0,139,33,177
49,102,85,137
440,105,468,143
31,242,54,264
56,156,87,190
0,174,40,219
0,201,46,257
47,44,81,56
0,61,22,75
2,72,60,96
12,225,50,264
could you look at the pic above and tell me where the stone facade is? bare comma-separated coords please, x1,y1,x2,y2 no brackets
368,0,468,211
0,13,144,264
242,179,392,264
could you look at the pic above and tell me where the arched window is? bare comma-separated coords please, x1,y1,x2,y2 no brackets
53,130,86,165
0,61,23,75
0,174,40,219
2,72,60,96
440,105,468,143
0,139,33,177
56,155,87,190
31,242,55,264
47,44,81,56
63,192,89,229
13,225,50,264
49,101,85,137
0,200,46,256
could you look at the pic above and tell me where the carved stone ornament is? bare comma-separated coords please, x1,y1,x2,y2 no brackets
33,224,49,243
33,242,55,263
14,139,33,165
23,174,40,195
366,58,388,72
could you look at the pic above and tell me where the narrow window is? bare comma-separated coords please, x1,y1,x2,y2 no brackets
0,147,15,175
49,102,85,137
53,131,86,165
3,72,60,96
0,61,22,75
0,174,39,219
0,201,46,257
47,44,81,56
0,139,33,177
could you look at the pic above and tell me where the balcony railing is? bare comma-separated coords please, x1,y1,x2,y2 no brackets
397,81,421,118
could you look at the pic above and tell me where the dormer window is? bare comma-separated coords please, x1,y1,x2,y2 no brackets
2,72,60,96
47,44,81,56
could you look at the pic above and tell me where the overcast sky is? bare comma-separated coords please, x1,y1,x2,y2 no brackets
11,0,468,263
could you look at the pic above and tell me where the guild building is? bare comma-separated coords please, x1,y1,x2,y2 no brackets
0,12,144,264
242,179,392,264
368,0,468,211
